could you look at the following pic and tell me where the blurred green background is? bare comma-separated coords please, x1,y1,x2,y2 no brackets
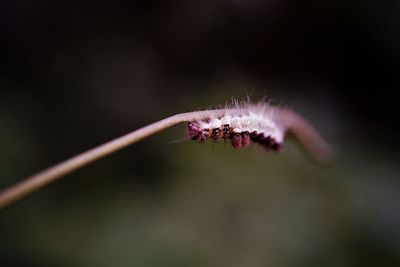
1,1,399,266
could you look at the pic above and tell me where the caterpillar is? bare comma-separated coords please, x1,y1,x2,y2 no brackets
187,101,285,151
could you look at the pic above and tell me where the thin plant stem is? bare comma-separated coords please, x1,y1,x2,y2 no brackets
0,110,219,209
278,108,334,163
0,108,332,209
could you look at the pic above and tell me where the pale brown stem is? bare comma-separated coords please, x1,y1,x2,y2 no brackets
0,107,332,209
277,108,335,164
0,110,222,209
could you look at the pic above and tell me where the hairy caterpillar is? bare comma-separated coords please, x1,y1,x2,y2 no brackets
188,100,285,151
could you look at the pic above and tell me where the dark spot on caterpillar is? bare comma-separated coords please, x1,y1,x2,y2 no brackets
223,124,231,139
188,122,201,140
199,129,209,142
188,122,209,142
231,133,242,149
260,135,272,146
271,141,282,152
241,131,250,147
211,128,222,140
250,132,261,143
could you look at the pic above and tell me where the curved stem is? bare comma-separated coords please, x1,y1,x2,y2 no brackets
277,108,335,164
0,110,221,209
0,107,332,209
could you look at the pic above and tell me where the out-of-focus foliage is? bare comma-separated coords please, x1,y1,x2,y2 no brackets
1,0,399,266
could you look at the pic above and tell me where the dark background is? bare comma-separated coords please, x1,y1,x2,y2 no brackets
1,0,399,266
